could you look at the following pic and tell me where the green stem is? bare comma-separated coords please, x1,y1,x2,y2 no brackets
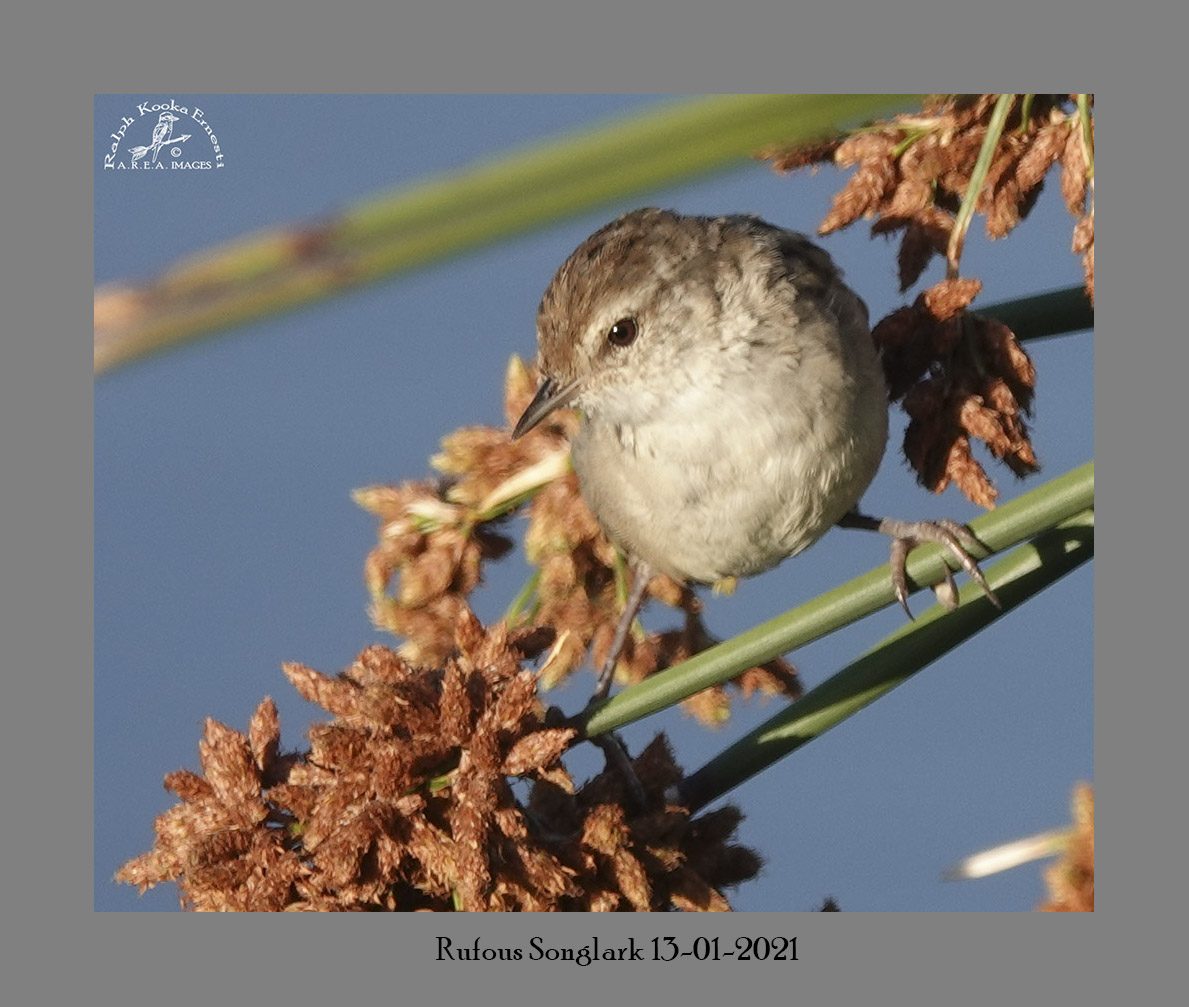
583,462,1093,738
612,551,631,608
892,127,928,158
1076,94,1095,180
979,286,1092,341
676,509,1093,811
1017,94,1035,132
473,487,545,524
503,568,541,626
946,93,1015,278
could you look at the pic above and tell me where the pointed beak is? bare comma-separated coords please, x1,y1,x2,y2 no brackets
512,376,582,439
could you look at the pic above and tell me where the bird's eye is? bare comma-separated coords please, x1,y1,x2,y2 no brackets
607,318,638,348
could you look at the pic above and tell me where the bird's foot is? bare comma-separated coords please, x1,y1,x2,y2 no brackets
840,512,1000,619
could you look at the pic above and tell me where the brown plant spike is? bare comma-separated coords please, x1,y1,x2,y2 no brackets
875,280,1040,507
117,611,761,911
767,96,1082,291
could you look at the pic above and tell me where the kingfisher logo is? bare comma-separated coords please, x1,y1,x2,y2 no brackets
102,100,225,170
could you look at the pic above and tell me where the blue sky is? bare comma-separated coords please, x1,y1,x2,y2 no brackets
95,95,1092,912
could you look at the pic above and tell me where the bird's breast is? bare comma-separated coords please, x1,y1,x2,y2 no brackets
571,368,887,583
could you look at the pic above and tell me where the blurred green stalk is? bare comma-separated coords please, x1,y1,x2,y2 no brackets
95,94,918,373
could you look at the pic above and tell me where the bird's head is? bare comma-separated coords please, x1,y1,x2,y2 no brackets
514,208,736,438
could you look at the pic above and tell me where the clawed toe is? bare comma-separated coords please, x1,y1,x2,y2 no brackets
888,519,1000,616
927,520,999,610
840,511,1000,618
891,537,967,616
888,537,914,618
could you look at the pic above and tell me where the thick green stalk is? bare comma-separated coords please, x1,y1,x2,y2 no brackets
979,286,1092,341
677,509,1094,811
583,462,1093,738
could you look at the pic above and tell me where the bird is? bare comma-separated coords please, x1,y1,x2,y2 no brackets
130,112,179,163
513,208,996,699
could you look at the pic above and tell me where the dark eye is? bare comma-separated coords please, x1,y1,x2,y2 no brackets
607,317,638,348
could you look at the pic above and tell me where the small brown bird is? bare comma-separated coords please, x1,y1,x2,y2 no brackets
515,208,995,697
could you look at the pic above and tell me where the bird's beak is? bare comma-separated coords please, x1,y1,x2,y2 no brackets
512,376,582,439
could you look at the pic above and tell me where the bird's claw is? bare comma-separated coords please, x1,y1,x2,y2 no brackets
887,537,914,617
883,518,1000,618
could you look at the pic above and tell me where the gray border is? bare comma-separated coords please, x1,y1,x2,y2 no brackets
6,0,1167,1004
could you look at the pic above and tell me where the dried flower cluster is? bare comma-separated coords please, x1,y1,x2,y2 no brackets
873,278,1039,507
766,94,1094,296
1038,783,1094,912
117,612,760,911
763,94,1092,507
356,355,800,726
